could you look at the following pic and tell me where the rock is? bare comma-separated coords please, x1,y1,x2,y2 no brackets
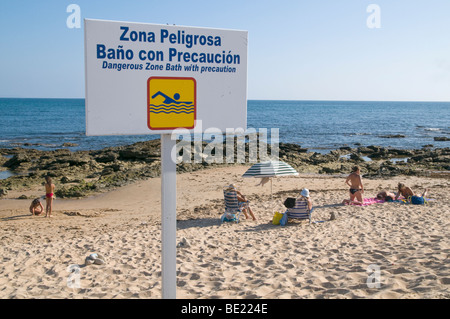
319,166,341,174
177,237,190,248
434,137,450,141
388,149,415,157
62,142,78,147
92,151,119,163
118,140,161,161
279,143,308,154
357,147,373,154
60,176,70,183
57,154,91,166
366,145,383,152
349,153,365,162
432,155,450,163
379,134,406,138
367,147,389,160
409,155,433,163
55,181,97,198
85,253,105,266
4,153,31,169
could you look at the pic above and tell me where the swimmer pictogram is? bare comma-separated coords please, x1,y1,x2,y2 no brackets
147,77,196,130
151,91,193,105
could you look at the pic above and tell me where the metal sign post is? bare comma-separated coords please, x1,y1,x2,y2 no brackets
160,134,177,299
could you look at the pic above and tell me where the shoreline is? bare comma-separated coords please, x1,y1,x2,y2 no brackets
1,139,448,200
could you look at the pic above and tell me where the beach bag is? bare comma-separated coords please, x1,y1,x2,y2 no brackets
280,213,288,226
284,197,296,208
411,196,425,205
272,211,283,225
223,212,237,222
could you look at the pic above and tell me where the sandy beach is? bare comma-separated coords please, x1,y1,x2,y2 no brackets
0,165,449,299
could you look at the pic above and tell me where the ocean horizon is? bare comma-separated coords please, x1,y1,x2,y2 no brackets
0,98,449,153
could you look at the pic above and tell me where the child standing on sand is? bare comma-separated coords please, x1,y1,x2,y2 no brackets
345,166,364,205
44,176,55,218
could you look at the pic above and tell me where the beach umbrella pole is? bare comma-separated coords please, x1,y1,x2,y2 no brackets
161,134,177,299
271,178,273,213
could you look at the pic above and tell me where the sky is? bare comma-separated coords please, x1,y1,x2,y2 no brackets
0,0,449,101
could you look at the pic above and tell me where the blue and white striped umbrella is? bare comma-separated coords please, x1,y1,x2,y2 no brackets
242,161,299,210
242,160,299,178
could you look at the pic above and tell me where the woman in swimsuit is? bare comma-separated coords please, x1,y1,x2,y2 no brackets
345,166,364,205
376,190,396,201
44,176,55,218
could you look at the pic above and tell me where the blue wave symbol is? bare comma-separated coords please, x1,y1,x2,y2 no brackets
149,103,195,114
150,105,194,111
150,109,194,114
150,103,194,108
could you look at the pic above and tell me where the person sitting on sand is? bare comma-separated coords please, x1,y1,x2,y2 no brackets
29,198,44,216
44,176,55,218
345,166,364,205
395,183,429,203
299,188,313,211
376,190,397,201
227,184,257,221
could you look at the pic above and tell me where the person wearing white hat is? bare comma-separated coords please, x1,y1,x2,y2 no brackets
300,188,312,211
301,188,309,197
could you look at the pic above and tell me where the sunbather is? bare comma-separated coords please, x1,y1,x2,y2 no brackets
227,184,257,220
376,190,397,201
345,166,364,205
395,183,429,203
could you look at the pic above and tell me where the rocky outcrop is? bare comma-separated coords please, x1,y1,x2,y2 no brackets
1,139,448,198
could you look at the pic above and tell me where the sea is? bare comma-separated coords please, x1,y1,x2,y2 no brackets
0,98,449,153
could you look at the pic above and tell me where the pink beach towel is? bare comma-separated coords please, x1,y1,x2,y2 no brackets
346,197,385,206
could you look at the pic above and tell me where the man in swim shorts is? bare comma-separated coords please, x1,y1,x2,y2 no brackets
345,166,364,205
395,183,429,204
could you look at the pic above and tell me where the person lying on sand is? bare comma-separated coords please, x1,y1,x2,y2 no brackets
342,198,365,205
376,190,397,201
395,183,429,203
29,198,44,216
227,184,257,220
